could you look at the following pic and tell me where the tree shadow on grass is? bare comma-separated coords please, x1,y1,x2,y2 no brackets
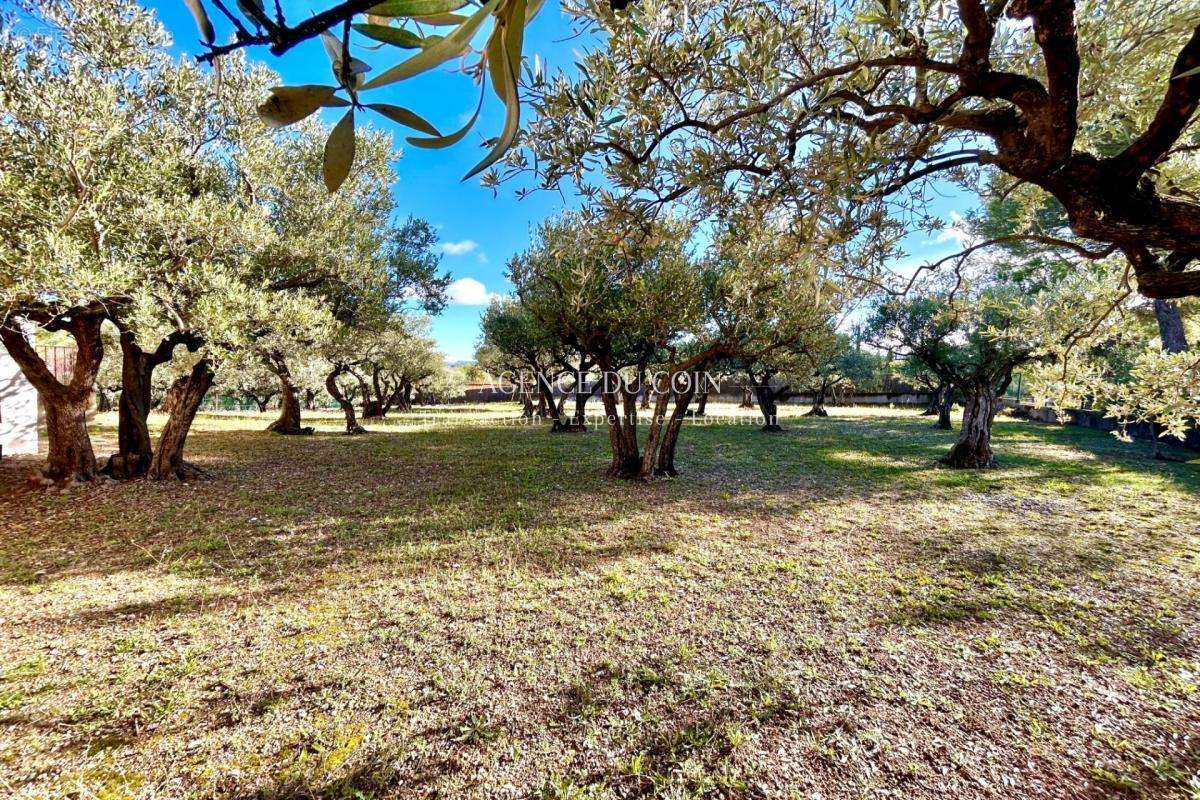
1,409,1194,633
0,420,687,597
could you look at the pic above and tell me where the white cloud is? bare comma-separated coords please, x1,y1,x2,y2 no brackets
935,211,974,247
446,277,499,306
441,239,479,257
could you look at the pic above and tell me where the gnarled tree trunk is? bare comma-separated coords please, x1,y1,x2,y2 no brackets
150,360,215,480
247,393,273,413
933,384,954,430
353,371,379,419
601,384,641,478
43,397,96,482
552,372,589,433
1,307,106,482
805,380,829,417
634,367,709,479
941,384,997,468
264,353,312,435
638,365,651,410
535,372,564,429
326,365,366,434
920,386,939,416
572,373,592,428
105,330,203,479
519,384,536,418
364,367,390,418
398,379,414,412
754,383,784,432
1154,299,1189,355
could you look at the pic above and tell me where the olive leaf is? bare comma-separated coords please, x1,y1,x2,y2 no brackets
410,13,468,25
366,103,441,136
323,109,356,193
368,0,468,17
352,23,424,48
406,82,484,148
320,30,372,89
258,85,338,129
361,0,502,90
463,0,526,179
183,0,215,44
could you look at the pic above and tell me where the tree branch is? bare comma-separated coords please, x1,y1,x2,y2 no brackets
1110,23,1200,179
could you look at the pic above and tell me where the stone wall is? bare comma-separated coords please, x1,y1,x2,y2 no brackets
1003,401,1200,451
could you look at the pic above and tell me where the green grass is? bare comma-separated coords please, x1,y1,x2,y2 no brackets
0,404,1197,799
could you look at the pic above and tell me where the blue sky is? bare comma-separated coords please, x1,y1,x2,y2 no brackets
143,0,974,361
145,0,595,361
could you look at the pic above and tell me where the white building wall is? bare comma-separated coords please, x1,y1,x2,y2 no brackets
0,345,40,456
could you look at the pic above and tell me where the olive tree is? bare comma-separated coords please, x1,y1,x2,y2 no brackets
512,207,842,479
868,288,1038,468
477,298,573,420
525,0,1200,302
0,0,208,481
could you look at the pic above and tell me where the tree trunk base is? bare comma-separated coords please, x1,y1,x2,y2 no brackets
931,419,953,430
551,421,588,433
804,406,829,417
344,424,367,435
606,458,643,480
266,419,314,435
760,424,786,433
939,447,996,469
101,452,150,480
154,459,214,481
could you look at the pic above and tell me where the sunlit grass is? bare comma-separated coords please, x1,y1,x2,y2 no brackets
0,404,1196,798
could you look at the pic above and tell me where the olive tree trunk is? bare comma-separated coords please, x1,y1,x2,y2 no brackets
535,372,565,428
634,369,701,479
1154,300,1189,355
264,354,312,435
805,381,829,417
105,330,203,479
921,390,938,416
933,384,954,430
601,384,641,478
326,365,366,434
1,309,106,482
43,396,97,481
552,373,588,432
572,374,592,428
111,337,154,477
941,384,997,468
149,360,215,480
755,383,784,432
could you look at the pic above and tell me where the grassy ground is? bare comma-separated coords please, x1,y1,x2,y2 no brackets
0,404,1197,799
